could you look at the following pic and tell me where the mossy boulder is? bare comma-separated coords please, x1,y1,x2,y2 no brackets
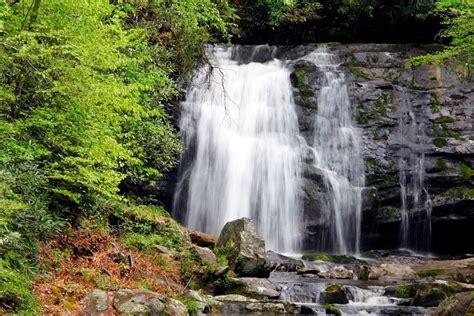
226,277,280,299
302,252,364,264
413,287,449,307
322,284,348,304
386,281,470,307
215,218,271,278
111,289,187,316
430,292,474,315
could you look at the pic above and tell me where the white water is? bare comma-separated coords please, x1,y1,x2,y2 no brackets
174,45,303,252
174,45,365,254
303,47,365,254
396,88,432,250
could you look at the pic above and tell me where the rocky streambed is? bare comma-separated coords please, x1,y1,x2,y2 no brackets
80,218,474,315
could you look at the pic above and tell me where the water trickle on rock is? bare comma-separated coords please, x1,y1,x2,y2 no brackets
173,45,303,253
302,46,365,254
396,87,432,251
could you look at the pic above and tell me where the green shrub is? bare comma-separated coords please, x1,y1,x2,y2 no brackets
0,260,37,314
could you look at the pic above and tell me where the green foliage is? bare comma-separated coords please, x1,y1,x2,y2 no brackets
409,0,474,76
460,163,472,178
0,0,235,312
434,137,447,147
431,93,441,113
125,0,237,76
434,116,454,124
395,286,410,298
436,159,449,173
236,0,321,31
117,205,184,251
176,296,200,314
214,240,235,266
350,67,368,78
0,260,38,314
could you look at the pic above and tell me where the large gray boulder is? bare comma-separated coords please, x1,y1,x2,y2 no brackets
227,277,281,299
215,218,271,278
83,289,109,315
112,289,187,316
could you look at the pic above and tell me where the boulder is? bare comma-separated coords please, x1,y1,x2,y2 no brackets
191,245,217,264
183,227,217,248
83,290,109,314
181,290,211,315
227,277,281,299
215,218,271,278
354,265,370,280
319,268,354,279
321,284,348,304
267,250,305,272
212,294,301,314
154,245,172,255
412,287,450,307
429,292,474,315
369,263,417,281
113,289,186,316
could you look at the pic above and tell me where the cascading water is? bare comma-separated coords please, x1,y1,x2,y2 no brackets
173,45,303,252
302,47,365,254
396,88,432,251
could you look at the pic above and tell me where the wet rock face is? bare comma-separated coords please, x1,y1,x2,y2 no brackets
215,218,271,278
286,44,474,254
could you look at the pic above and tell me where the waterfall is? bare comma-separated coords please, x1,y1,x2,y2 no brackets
173,45,303,253
396,88,432,250
303,47,365,254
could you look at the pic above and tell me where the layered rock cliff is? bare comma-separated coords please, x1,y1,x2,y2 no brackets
286,44,473,254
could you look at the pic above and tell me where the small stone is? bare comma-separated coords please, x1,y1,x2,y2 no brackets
183,227,217,248
154,245,172,255
192,245,217,264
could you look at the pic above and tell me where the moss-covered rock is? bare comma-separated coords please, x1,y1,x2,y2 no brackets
322,284,348,304
215,218,271,278
430,292,474,315
302,252,364,264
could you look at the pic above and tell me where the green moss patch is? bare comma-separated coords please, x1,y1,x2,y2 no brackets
416,269,445,278
460,163,472,179
434,138,447,148
324,303,341,315
302,252,364,264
